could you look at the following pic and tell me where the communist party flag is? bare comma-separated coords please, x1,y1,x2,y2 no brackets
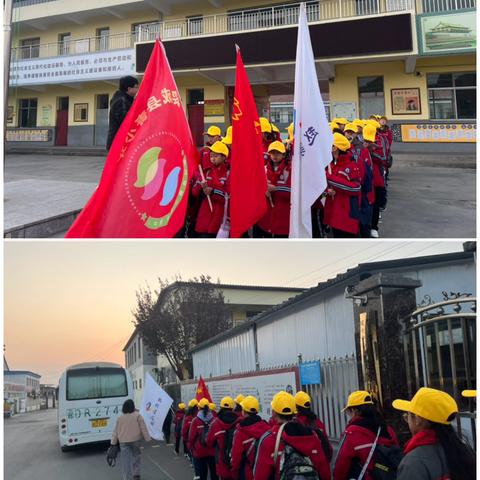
229,46,268,238
195,376,212,403
66,40,198,238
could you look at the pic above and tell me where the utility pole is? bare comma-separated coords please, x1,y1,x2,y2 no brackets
4,0,14,140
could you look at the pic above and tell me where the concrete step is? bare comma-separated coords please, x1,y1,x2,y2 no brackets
4,210,79,238
5,145,106,156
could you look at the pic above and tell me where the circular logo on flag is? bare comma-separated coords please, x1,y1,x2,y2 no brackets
125,131,188,229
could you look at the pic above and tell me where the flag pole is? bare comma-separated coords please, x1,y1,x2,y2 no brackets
198,164,213,212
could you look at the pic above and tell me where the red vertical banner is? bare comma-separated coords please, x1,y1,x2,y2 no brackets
229,47,268,238
195,376,212,402
66,40,198,238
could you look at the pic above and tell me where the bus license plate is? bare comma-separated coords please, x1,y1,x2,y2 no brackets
91,419,108,428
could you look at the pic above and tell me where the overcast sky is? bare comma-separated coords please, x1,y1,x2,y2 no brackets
4,240,465,384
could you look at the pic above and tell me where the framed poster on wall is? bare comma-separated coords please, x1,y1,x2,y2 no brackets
391,88,421,115
74,103,88,122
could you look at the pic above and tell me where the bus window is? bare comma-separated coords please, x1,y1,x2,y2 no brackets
67,368,128,400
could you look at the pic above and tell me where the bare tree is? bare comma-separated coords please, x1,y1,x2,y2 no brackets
133,275,231,380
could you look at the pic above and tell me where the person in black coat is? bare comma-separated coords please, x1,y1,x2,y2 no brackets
106,75,139,151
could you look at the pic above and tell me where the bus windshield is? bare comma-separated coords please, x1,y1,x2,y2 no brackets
66,367,128,401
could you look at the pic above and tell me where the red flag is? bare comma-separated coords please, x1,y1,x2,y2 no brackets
195,376,212,403
229,47,268,238
66,40,198,238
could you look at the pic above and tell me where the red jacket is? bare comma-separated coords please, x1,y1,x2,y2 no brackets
188,412,216,459
174,410,185,439
253,421,331,480
295,413,332,461
379,126,393,148
324,151,362,235
257,160,291,236
206,409,240,478
231,414,270,480
199,146,213,170
182,414,195,445
333,417,399,480
370,134,388,188
193,162,229,235
350,145,375,206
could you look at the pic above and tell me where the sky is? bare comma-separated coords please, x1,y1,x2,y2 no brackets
4,240,465,384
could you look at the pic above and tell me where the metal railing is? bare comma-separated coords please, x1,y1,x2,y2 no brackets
421,0,476,11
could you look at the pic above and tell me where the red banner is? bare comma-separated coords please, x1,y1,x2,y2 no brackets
66,40,198,238
229,47,268,238
195,376,212,403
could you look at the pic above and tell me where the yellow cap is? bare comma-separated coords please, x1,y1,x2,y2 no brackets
259,117,272,133
342,390,374,411
363,124,377,142
352,119,364,129
286,122,294,140
205,125,221,137
334,117,348,125
271,124,280,133
235,394,245,404
294,391,312,408
462,390,477,398
178,402,186,410
344,123,358,133
209,141,229,157
220,396,235,409
188,399,198,408
367,119,381,130
221,126,232,145
271,391,297,415
268,141,286,154
329,121,340,132
241,395,260,413
333,132,351,152
209,403,216,411
198,398,210,409
393,387,458,425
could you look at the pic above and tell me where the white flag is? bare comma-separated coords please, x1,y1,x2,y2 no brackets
290,3,333,238
140,373,173,441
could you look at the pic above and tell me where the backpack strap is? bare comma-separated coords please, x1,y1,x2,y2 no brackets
357,426,381,480
272,423,287,471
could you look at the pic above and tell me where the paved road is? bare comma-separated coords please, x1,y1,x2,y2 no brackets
4,409,194,480
4,153,476,238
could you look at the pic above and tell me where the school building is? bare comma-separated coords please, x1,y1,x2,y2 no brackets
7,0,476,152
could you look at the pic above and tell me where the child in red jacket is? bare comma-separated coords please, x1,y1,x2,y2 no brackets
189,398,218,480
174,402,186,455
231,396,270,480
193,141,230,238
199,126,222,170
253,392,331,480
254,141,291,238
324,133,362,238
182,400,198,462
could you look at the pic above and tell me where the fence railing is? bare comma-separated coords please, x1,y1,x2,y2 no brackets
420,0,476,11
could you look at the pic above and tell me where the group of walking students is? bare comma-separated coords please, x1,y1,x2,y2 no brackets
186,114,393,238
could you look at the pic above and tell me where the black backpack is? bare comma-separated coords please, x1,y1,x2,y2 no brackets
199,419,210,446
307,420,333,463
370,444,403,480
279,444,320,480
221,426,235,466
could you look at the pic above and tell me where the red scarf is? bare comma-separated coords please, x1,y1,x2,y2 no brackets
404,429,437,454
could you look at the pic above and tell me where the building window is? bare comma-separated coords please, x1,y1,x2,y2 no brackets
96,27,109,51
428,72,476,120
20,37,40,59
358,76,385,119
58,33,71,56
132,21,160,42
187,15,203,36
139,379,142,389
18,98,37,127
138,339,142,359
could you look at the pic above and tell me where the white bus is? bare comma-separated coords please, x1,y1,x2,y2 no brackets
58,362,134,451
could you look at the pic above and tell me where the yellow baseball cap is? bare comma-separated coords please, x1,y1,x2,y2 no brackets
222,126,232,145
462,390,477,398
342,390,374,411
241,395,260,413
259,117,272,133
209,141,229,157
271,391,297,415
329,121,340,132
367,119,381,129
188,399,198,408
220,396,235,409
268,141,286,154
363,124,377,142
234,394,245,404
209,402,216,411
198,398,210,409
352,119,364,129
334,117,348,125
294,391,312,408
205,125,221,136
271,124,280,133
344,123,358,133
393,387,458,425
286,122,294,140
178,402,186,410
333,132,351,152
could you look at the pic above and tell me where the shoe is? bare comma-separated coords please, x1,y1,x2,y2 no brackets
370,229,379,238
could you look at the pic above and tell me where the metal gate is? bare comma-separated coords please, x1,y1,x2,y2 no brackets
404,293,476,445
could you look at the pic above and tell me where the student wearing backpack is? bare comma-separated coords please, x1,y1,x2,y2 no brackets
231,395,270,480
253,391,330,480
189,398,218,480
209,403,218,418
294,391,333,463
183,399,199,462
206,396,240,479
174,402,186,455
393,387,476,480
333,391,399,480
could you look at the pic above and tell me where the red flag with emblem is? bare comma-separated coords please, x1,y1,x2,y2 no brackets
229,47,268,238
195,376,212,403
65,39,198,238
